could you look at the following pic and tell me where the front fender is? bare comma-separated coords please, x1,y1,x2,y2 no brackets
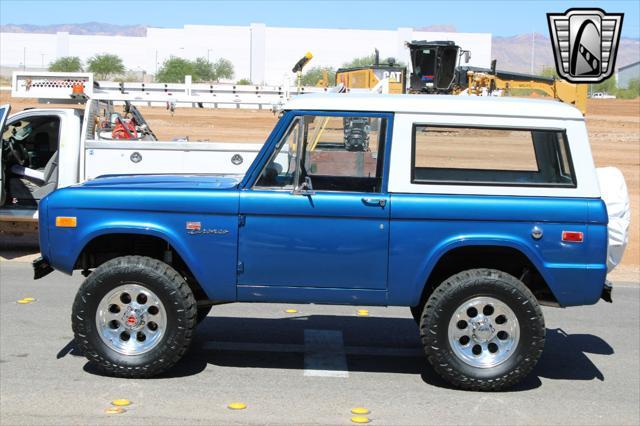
47,212,238,301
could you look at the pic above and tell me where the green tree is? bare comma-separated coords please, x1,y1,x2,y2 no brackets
236,78,252,85
212,58,234,80
115,70,144,83
155,57,195,83
48,56,82,72
592,75,617,94
87,54,125,80
301,66,336,86
616,78,640,99
192,57,215,82
342,54,377,68
539,66,558,79
342,54,404,69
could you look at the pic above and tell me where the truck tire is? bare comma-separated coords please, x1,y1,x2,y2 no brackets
419,268,545,391
72,255,197,378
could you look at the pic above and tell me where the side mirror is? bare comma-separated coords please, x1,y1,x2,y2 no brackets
464,51,471,63
293,176,315,195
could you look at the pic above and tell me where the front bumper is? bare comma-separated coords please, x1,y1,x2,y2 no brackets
32,256,53,280
601,280,613,303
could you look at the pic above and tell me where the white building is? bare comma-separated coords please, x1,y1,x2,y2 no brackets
0,24,492,85
616,61,640,89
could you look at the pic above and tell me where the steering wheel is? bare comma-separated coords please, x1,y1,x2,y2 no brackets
6,136,28,166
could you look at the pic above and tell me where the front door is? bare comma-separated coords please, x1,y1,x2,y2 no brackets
238,112,392,303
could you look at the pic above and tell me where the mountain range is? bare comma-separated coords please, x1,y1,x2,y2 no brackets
1,23,638,73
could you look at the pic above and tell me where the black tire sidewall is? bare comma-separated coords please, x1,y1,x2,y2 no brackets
72,257,195,375
422,269,545,388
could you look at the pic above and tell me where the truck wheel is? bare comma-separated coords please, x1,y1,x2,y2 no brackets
419,268,545,391
196,306,212,324
72,255,197,378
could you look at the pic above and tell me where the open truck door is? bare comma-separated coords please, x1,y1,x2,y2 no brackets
0,104,12,206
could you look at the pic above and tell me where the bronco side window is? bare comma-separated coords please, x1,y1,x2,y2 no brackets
255,114,388,193
411,125,576,187
300,115,386,193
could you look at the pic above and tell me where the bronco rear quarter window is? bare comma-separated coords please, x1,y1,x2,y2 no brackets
411,125,576,187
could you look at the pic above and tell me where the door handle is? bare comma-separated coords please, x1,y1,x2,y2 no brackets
362,198,386,207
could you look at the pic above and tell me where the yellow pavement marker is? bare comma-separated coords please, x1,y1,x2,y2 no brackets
17,298,36,304
111,399,131,407
104,407,126,414
227,402,247,410
285,309,298,313
356,309,369,316
351,407,370,415
351,416,371,423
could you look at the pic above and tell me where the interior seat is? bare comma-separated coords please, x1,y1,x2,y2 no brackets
8,151,59,203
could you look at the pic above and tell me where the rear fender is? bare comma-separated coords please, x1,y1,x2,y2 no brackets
412,235,553,304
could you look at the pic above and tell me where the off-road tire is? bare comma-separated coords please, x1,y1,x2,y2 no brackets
72,255,197,378
420,268,545,391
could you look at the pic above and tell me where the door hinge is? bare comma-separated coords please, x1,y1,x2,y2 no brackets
237,261,244,273
238,215,246,227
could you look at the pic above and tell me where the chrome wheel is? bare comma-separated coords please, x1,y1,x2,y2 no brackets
96,284,167,355
447,296,519,368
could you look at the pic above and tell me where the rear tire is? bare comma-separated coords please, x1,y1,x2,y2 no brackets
72,255,197,378
420,268,545,391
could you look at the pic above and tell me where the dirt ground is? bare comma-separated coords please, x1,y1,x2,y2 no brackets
1,93,638,280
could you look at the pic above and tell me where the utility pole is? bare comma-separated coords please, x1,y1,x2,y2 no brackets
155,49,158,76
41,53,45,69
207,49,213,63
23,47,26,70
530,31,535,74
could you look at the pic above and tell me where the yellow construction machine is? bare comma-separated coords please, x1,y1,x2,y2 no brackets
458,63,588,114
405,41,587,114
335,49,406,94
335,41,588,114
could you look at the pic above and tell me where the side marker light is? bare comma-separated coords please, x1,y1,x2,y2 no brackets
562,231,584,242
56,216,77,228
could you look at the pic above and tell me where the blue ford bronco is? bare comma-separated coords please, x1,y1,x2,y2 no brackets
32,94,629,390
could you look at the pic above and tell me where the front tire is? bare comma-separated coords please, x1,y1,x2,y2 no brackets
72,256,197,378
420,268,545,391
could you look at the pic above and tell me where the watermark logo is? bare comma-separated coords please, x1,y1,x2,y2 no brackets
547,8,623,83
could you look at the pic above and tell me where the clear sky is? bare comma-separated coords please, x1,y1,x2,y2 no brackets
0,0,638,38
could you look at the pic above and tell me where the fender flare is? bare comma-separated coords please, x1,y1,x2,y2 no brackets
70,221,210,295
411,234,556,305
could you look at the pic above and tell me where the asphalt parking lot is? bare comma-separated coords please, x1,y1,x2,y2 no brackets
1,260,639,425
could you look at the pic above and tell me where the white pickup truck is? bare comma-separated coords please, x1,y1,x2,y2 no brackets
0,94,275,233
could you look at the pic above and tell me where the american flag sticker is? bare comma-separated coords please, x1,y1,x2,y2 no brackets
186,221,202,231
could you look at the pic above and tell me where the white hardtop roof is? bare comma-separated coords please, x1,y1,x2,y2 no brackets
284,93,584,120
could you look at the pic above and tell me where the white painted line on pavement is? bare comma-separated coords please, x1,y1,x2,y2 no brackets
303,329,349,378
203,341,425,357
